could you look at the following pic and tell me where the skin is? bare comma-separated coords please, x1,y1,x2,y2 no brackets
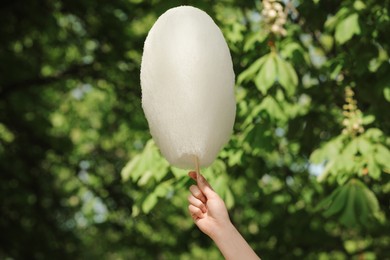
188,171,260,260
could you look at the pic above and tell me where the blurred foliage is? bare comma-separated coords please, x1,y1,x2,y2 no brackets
1,0,389,259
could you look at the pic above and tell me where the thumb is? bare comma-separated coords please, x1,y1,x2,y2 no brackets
196,173,216,199
188,171,216,198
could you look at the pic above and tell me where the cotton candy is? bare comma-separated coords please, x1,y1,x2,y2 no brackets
140,6,236,169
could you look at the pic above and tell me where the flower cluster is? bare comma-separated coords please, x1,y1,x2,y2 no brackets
342,87,364,136
262,0,287,36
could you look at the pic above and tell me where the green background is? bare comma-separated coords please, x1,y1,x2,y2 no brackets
1,0,389,259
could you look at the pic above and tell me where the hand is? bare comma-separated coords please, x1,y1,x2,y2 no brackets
187,171,261,260
187,171,231,239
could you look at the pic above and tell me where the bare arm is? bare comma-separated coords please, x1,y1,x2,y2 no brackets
188,171,260,260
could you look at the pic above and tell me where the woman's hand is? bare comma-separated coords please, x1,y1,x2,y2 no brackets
187,171,231,239
187,171,260,260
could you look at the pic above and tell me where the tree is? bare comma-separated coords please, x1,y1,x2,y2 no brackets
1,0,389,259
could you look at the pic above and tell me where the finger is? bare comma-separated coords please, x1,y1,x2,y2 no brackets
188,195,207,213
197,174,216,199
189,185,207,203
189,171,215,197
188,171,197,181
188,204,204,219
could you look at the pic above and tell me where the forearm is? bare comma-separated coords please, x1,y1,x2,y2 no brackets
211,222,260,260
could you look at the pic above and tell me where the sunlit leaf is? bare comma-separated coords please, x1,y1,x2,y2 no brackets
138,170,154,186
384,87,390,102
237,55,267,84
335,13,361,44
374,144,390,170
121,139,169,185
276,55,298,96
364,128,383,141
171,167,188,178
121,155,141,182
325,7,350,30
362,115,375,125
255,54,276,94
142,193,158,213
343,138,358,157
243,31,268,51
357,137,372,155
367,154,381,179
361,182,380,213
310,135,345,164
224,187,235,209
320,34,334,52
259,96,286,122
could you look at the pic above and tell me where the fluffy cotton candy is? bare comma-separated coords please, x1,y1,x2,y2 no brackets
140,6,236,169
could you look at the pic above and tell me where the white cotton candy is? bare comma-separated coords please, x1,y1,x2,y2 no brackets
140,6,236,169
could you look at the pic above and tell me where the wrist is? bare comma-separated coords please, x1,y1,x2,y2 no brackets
209,221,260,260
209,220,236,242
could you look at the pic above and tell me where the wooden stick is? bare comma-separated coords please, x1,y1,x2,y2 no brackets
194,155,200,182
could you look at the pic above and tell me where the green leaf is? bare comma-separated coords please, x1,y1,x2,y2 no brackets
343,138,358,157
253,123,273,152
142,193,158,213
317,179,380,229
275,55,298,96
325,7,350,30
275,56,290,92
310,149,325,164
259,96,286,122
357,137,372,155
362,115,375,125
153,158,170,182
255,54,276,95
224,187,235,209
330,64,343,80
337,150,355,173
242,124,256,147
322,185,348,217
317,160,334,182
374,144,390,170
354,182,370,225
384,87,390,102
171,167,188,178
237,55,268,84
280,42,304,59
320,34,334,52
364,128,383,141
314,185,339,211
353,180,379,226
121,154,141,182
203,159,227,178
339,181,357,228
367,154,381,179
120,139,169,185
353,0,366,11
243,31,268,51
154,180,171,197
228,150,243,166
362,182,380,213
285,61,298,90
369,48,389,72
335,13,361,45
310,135,345,163
137,170,154,186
